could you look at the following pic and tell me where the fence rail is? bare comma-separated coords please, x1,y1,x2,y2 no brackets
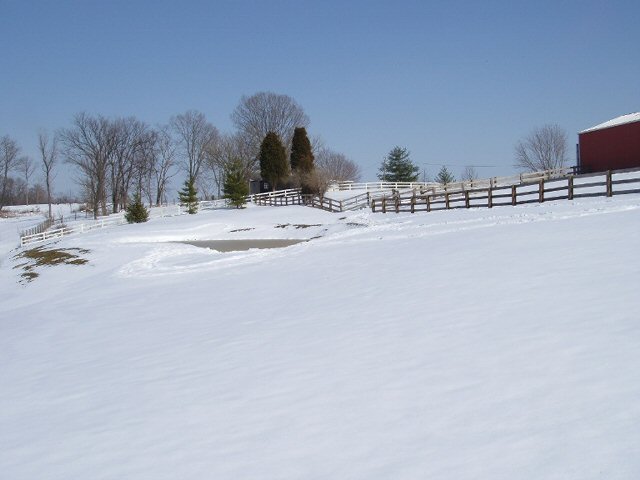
329,167,575,193
371,168,640,214
20,216,60,237
20,204,185,247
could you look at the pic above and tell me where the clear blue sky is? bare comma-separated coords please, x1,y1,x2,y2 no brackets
1,0,639,195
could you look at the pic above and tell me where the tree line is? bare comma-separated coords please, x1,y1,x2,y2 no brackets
376,124,569,185
0,91,361,218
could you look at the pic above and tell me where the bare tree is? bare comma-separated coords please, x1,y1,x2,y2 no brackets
315,146,361,182
461,165,479,182
38,130,58,219
0,135,20,210
19,156,36,205
171,110,219,185
60,113,117,218
205,132,255,197
231,91,309,163
108,117,152,212
515,124,568,172
150,126,177,205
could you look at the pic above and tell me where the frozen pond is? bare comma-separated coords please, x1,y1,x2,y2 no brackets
179,239,307,252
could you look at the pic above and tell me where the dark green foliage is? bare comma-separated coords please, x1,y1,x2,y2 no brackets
435,166,456,184
290,127,314,174
124,193,149,223
179,177,198,214
223,159,249,208
377,146,419,182
259,132,289,191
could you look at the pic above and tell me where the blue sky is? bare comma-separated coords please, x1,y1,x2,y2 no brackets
1,0,639,195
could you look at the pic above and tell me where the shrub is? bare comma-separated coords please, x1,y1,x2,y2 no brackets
125,194,149,223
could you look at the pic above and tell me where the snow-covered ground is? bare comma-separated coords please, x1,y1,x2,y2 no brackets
1,196,640,479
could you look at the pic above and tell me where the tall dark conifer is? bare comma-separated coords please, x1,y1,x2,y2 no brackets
259,132,288,191
290,127,314,174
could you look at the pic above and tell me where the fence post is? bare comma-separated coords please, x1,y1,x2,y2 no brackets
395,196,400,213
539,179,544,203
465,191,470,209
568,176,574,200
445,193,450,209
606,170,613,197
511,185,517,206
411,193,415,213
382,197,387,213
488,187,493,208
371,199,376,212
426,195,431,212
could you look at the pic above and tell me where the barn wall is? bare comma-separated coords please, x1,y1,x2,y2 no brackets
579,122,640,173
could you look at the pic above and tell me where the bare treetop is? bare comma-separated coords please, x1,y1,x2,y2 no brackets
38,130,58,219
1,135,21,210
315,146,361,182
231,92,309,156
171,110,219,183
515,124,568,172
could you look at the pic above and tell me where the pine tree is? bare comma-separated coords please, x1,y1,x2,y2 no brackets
259,132,289,191
377,146,419,182
124,193,149,223
223,159,249,208
290,127,314,174
435,166,456,185
178,177,198,214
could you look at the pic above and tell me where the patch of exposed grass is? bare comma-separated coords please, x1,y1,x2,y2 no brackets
229,227,255,232
13,247,90,283
21,271,39,282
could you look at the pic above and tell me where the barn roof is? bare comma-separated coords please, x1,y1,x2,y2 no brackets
580,112,640,134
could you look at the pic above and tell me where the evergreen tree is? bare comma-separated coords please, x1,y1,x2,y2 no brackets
259,132,289,191
124,193,149,223
435,165,456,184
290,127,314,174
178,177,198,214
223,159,249,208
377,146,419,182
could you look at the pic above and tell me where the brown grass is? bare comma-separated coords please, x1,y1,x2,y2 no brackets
13,247,90,283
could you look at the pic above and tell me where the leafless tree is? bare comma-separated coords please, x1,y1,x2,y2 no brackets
150,126,177,205
205,132,255,197
109,117,152,212
38,130,58,219
231,91,309,163
60,113,117,218
515,124,568,172
19,156,36,205
461,165,479,182
315,146,361,182
171,110,219,184
0,135,21,210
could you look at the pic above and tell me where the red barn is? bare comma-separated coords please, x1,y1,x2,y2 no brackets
578,112,640,173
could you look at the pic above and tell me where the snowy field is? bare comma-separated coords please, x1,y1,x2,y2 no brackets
1,196,640,479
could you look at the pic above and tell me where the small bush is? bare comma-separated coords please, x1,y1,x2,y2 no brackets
125,194,149,223
223,159,249,208
179,178,198,214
